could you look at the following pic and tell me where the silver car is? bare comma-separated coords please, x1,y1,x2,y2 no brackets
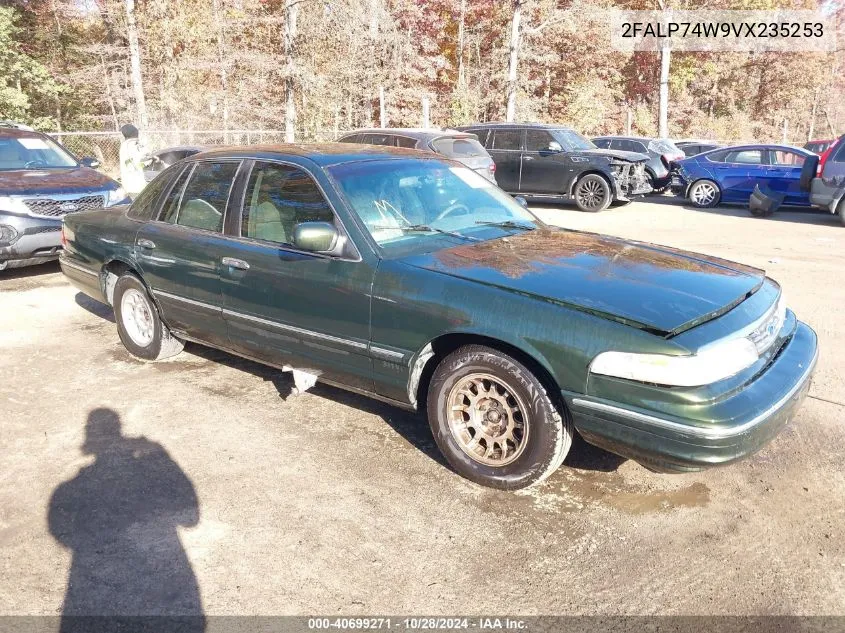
336,128,497,184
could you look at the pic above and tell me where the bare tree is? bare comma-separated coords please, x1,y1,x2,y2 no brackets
124,0,147,128
284,0,299,142
657,0,669,138
505,0,523,122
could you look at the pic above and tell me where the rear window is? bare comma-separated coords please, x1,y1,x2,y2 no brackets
128,164,183,221
431,137,487,158
648,139,682,155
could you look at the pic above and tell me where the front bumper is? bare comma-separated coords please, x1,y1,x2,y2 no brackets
566,321,818,472
612,164,653,200
0,213,62,267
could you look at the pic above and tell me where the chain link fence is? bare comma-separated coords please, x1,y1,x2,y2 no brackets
48,130,293,180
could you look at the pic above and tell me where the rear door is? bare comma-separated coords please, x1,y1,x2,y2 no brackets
519,129,568,195
487,128,524,192
219,160,374,391
135,160,242,347
765,149,807,205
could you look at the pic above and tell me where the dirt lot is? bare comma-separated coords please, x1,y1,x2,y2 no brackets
1,197,844,618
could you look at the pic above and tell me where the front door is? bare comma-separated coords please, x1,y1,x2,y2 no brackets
135,160,242,347
219,160,374,391
714,149,764,202
519,129,571,195
486,128,523,192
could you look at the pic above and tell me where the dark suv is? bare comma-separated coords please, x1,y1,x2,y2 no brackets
0,124,128,271
455,123,651,211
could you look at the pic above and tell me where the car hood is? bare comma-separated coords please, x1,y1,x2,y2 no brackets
0,167,118,196
398,228,765,336
577,148,649,163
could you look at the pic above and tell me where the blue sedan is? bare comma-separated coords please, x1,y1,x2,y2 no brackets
671,145,815,208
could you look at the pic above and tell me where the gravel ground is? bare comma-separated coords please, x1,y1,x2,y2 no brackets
0,197,843,619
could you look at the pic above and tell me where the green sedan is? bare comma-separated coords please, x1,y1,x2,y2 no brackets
59,144,818,490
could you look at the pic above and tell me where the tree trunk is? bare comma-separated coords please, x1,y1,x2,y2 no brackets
457,0,466,87
124,0,148,129
658,42,670,138
212,0,229,139
808,86,819,142
284,0,299,143
505,0,523,122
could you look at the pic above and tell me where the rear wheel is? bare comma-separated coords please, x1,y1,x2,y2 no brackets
688,179,721,208
574,174,612,212
113,273,184,361
427,345,573,490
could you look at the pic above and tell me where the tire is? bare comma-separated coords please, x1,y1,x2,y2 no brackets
838,199,845,227
573,174,612,212
426,345,573,490
113,273,184,361
645,170,668,194
688,179,721,208
800,154,819,192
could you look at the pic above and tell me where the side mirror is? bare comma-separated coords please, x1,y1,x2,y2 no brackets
80,156,100,169
293,221,339,253
547,141,563,152
514,196,529,208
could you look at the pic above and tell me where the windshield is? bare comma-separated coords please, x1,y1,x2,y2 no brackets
551,129,596,151
0,135,78,170
328,159,541,255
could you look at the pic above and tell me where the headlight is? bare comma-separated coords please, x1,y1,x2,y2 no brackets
590,336,759,387
105,187,128,207
0,224,18,245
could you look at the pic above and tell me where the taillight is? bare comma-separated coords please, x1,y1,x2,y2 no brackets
60,223,68,248
818,141,838,176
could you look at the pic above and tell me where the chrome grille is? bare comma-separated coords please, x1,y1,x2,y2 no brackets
23,195,105,218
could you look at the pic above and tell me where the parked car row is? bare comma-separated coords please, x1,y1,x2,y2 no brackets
57,142,818,490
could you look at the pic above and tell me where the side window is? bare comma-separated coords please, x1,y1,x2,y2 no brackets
467,128,489,147
608,139,625,150
632,141,649,153
338,134,361,144
593,138,610,149
491,129,523,150
831,141,845,163
394,136,417,149
770,150,805,167
160,161,238,232
725,150,763,165
128,164,182,221
361,133,390,145
525,130,554,152
706,150,728,163
241,162,335,246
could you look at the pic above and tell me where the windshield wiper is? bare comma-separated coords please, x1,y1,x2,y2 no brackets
475,220,536,231
372,224,481,241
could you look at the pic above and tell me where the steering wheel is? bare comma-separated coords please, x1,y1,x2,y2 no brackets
435,202,471,221
24,160,46,169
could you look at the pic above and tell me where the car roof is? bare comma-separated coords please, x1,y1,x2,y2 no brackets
192,142,437,166
705,143,814,155
593,135,657,142
154,145,206,154
457,122,575,131
0,127,51,140
340,128,474,141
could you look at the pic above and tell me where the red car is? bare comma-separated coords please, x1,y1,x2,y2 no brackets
805,139,840,176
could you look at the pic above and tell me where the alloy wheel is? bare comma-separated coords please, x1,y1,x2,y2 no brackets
577,178,607,210
447,372,529,466
691,182,718,206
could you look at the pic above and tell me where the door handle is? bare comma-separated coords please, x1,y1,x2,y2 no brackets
523,156,534,161
137,238,156,249
222,257,250,271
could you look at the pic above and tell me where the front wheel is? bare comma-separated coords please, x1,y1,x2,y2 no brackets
113,273,184,361
688,179,721,208
426,345,573,490
574,174,612,212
